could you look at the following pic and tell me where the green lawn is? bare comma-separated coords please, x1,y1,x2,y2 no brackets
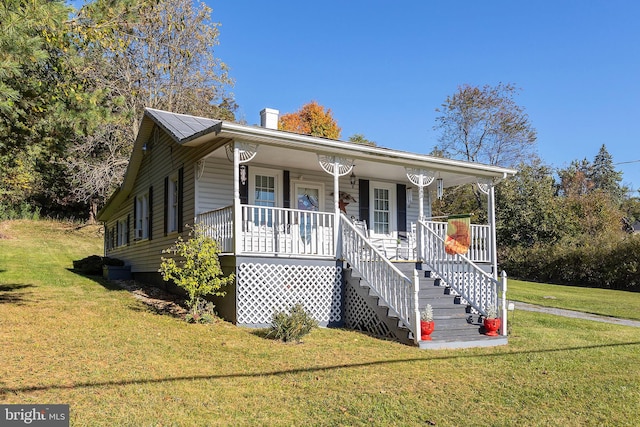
1,220,640,426
509,278,640,321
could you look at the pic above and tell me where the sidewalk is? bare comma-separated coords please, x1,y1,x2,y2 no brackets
514,301,640,328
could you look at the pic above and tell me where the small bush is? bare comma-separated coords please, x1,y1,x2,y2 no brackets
0,202,41,221
185,300,216,324
73,255,124,275
268,303,317,343
159,225,234,321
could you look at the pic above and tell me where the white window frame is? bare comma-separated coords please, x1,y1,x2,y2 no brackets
249,167,281,207
117,217,128,247
369,181,396,238
135,192,149,240
167,175,179,234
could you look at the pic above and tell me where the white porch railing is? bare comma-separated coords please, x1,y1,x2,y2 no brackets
422,220,490,263
197,205,334,257
418,219,502,317
341,214,419,342
197,205,234,252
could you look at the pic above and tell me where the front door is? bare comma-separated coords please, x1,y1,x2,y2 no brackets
294,182,324,249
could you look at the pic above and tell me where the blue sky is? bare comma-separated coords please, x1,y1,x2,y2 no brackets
209,0,640,192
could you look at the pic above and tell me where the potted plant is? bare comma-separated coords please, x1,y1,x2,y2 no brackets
420,304,435,341
483,306,501,336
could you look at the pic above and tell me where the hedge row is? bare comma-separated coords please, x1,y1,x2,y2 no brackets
499,233,640,291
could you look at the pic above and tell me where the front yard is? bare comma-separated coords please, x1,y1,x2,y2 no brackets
1,220,639,426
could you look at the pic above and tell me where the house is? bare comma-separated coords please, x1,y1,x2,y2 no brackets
97,107,517,349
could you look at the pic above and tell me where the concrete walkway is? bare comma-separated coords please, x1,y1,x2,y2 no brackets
515,301,640,328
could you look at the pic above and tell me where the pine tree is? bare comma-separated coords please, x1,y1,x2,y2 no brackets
590,144,623,202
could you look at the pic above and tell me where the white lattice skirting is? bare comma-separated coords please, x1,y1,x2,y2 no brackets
236,262,342,326
344,284,396,340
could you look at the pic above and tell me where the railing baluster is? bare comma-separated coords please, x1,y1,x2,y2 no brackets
197,205,335,257
418,220,499,316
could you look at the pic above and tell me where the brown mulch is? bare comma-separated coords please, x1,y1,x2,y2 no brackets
112,279,189,319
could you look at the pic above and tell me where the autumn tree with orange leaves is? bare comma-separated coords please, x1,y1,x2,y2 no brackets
278,101,341,139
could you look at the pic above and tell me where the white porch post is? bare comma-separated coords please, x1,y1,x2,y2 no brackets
501,270,508,336
317,155,355,259
418,185,425,221
333,160,340,258
413,269,421,344
405,169,435,263
227,142,258,255
233,144,242,255
489,185,498,280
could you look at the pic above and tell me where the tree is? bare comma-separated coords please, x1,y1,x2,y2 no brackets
557,158,594,197
590,144,624,202
0,0,108,214
434,83,537,168
65,0,237,219
279,101,341,139
348,133,376,146
496,161,571,248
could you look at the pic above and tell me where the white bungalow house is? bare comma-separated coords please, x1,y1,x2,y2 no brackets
98,107,516,349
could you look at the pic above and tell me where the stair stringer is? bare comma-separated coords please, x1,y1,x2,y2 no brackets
343,268,414,346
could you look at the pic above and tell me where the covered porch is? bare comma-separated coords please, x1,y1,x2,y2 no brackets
197,203,493,264
193,137,505,268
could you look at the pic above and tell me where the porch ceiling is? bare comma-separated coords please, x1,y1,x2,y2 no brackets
207,142,497,189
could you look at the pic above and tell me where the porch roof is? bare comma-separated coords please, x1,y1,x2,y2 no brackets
98,108,517,221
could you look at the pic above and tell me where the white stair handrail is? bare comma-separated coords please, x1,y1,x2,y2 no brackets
417,219,500,317
341,214,419,341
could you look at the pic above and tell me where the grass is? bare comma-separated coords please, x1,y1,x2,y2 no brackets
1,220,640,426
509,278,640,321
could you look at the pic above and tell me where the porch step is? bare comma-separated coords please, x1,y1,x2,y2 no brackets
344,269,413,346
392,261,507,348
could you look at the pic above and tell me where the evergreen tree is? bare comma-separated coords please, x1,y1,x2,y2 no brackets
590,144,624,202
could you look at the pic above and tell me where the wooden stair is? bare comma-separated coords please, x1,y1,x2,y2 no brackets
393,262,507,350
343,268,414,345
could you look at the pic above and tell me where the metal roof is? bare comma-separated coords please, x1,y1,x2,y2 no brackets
145,108,222,143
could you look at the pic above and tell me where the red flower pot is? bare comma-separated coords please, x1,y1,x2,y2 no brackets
420,320,435,340
483,318,501,336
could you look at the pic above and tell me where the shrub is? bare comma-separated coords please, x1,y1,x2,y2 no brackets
500,233,640,291
159,225,234,320
268,303,317,343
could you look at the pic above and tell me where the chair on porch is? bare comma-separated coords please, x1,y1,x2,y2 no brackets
396,222,417,260
351,218,391,259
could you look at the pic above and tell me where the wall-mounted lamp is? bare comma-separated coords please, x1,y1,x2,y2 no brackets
350,168,356,188
436,178,444,200
142,143,148,153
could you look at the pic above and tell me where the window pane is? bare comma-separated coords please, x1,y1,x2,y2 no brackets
373,188,390,234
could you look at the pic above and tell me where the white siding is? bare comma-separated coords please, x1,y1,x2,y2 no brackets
196,157,234,214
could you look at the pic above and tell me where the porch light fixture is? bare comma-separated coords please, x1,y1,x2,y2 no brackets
350,168,356,188
436,178,444,200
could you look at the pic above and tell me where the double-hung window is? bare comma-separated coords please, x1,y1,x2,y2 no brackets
370,182,395,236
117,217,128,247
167,176,178,234
135,192,149,239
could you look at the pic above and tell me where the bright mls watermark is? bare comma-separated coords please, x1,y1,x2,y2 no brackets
1,405,69,426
